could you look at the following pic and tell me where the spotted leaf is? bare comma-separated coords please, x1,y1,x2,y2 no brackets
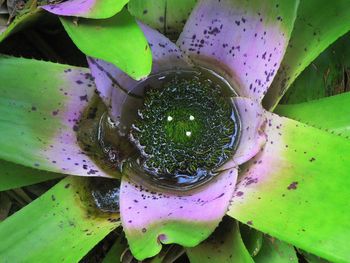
177,0,299,101
42,0,128,19
0,56,110,177
120,168,238,260
227,112,350,262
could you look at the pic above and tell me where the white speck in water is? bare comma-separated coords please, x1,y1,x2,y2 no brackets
167,116,173,122
189,115,195,121
186,131,192,137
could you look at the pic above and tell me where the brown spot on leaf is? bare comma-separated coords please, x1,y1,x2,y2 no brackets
287,181,298,190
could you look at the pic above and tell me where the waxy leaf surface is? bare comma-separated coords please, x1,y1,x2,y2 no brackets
228,113,350,262
177,0,299,101
0,176,119,262
0,56,110,177
60,9,152,80
42,0,128,19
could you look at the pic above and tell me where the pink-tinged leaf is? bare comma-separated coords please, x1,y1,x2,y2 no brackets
88,22,191,123
177,0,298,101
227,112,350,263
41,0,128,19
41,68,110,177
138,22,193,72
219,97,266,170
0,56,111,177
119,167,238,260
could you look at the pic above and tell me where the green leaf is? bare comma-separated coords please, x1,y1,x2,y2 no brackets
275,92,350,139
150,246,185,263
255,236,298,263
227,112,350,262
186,218,253,263
102,233,127,263
0,176,119,262
0,56,111,177
240,224,263,257
281,33,350,104
0,193,12,221
0,7,43,43
301,250,330,263
128,0,165,30
60,8,152,80
263,0,350,109
0,160,62,191
128,0,197,39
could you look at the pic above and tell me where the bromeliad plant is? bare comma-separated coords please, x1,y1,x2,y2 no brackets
0,0,350,262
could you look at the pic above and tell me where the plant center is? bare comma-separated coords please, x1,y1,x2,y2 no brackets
127,69,240,191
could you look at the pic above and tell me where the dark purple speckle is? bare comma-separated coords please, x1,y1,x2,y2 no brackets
79,95,88,102
287,181,298,190
236,191,244,197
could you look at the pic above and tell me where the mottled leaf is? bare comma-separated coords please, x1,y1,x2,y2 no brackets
0,176,119,262
227,112,350,262
120,168,238,260
42,0,128,19
0,56,111,177
177,0,299,101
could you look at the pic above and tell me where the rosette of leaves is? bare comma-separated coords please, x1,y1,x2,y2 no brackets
0,0,350,262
